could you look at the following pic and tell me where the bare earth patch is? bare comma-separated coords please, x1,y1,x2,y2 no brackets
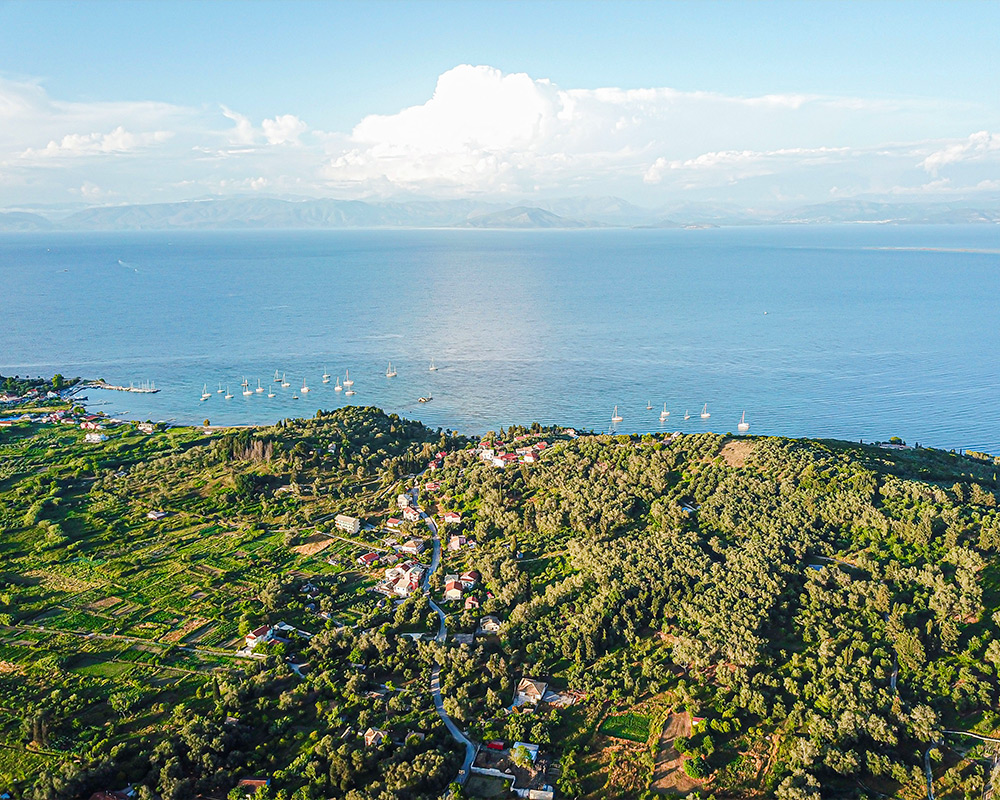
293,534,335,557
164,618,208,643
85,595,123,612
652,711,700,794
719,439,755,468
0,660,23,674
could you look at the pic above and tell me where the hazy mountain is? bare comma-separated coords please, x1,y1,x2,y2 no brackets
2,194,999,232
0,211,55,231
458,206,598,228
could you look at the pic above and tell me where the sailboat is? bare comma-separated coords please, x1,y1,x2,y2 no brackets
301,379,310,394
660,403,669,421
201,384,211,401
267,384,276,398
217,382,224,394
281,373,290,388
255,378,264,393
242,383,253,396
334,377,343,392
738,411,750,432
429,359,438,371
344,386,356,396
700,403,710,419
611,405,623,423
225,386,234,399
386,361,397,378
684,409,691,420
343,369,354,388
418,391,433,403
241,376,249,389
273,370,281,383
322,367,330,384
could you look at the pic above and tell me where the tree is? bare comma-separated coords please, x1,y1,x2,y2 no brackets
511,744,533,769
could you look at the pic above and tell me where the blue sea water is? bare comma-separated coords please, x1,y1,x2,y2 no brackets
2,226,999,451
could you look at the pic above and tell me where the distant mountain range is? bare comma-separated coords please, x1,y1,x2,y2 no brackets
2,194,999,231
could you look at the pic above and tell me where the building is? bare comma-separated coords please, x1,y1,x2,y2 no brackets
397,493,413,509
386,517,401,529
84,432,108,443
480,615,502,633
442,511,463,524
402,506,421,522
460,571,480,589
447,535,466,551
444,576,463,602
364,727,387,747
146,510,168,521
246,625,272,649
335,514,361,535
356,552,379,567
137,422,155,434
424,481,440,491
514,678,548,707
397,538,425,555
464,595,480,610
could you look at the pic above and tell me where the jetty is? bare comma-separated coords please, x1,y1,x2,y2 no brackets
85,379,160,394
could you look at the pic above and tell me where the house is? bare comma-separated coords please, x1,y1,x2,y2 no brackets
402,505,421,522
335,514,361,534
84,432,108,443
479,615,502,633
398,538,425,555
522,452,539,464
444,577,463,602
146,510,168,521
397,493,413,509
236,778,271,793
137,422,155,434
356,552,379,567
491,457,505,468
386,517,401,529
514,678,548,707
245,625,272,649
364,727,387,747
460,570,480,589
442,511,463,524
464,595,480,610
424,481,440,491
447,535,466,551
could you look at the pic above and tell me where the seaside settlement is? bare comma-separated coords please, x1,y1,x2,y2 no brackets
0,375,999,800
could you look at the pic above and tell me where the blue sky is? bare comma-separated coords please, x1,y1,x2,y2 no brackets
1,0,998,207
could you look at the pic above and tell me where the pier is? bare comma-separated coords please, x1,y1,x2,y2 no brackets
85,380,160,394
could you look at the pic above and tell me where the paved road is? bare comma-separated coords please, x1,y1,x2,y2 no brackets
420,508,477,784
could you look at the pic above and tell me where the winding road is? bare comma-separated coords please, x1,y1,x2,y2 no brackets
419,507,478,784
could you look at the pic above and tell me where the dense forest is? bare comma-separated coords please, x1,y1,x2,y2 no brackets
0,398,999,799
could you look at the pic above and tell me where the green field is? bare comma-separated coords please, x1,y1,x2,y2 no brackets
599,712,650,742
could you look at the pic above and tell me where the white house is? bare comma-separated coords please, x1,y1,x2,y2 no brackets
335,514,361,535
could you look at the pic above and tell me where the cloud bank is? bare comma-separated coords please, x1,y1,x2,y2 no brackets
0,66,998,207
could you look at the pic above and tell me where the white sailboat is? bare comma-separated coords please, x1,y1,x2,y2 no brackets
429,359,438,371
611,405,623,423
322,367,330,384
281,373,290,388
738,411,750,432
301,379,310,394
201,384,211,401
700,403,710,419
225,386,234,399
255,378,264,393
684,409,691,420
241,376,249,389
344,386,356,396
267,385,276,398
217,382,224,394
242,384,253,396
273,370,281,383
334,377,343,392
343,369,354,388
386,361,397,378
660,403,669,420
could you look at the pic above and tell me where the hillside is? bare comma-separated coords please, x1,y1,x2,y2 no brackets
0,393,999,799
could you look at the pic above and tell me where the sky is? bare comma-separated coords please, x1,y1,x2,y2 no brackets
1,0,999,209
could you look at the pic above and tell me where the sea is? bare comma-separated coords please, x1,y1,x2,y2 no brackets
2,225,999,452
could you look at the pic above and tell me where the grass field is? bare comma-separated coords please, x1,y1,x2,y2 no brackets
599,712,651,743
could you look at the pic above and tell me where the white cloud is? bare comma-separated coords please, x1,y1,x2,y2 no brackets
21,126,173,160
221,105,256,145
920,130,1000,173
262,114,307,145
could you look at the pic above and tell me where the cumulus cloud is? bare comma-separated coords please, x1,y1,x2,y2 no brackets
21,126,173,160
262,114,307,145
920,130,1000,174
